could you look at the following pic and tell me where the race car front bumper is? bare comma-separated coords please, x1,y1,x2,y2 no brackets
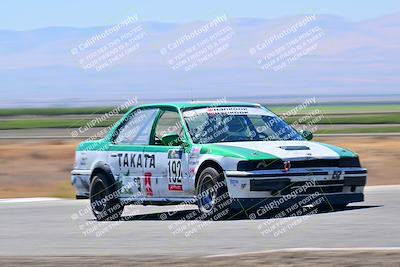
71,169,91,199
224,168,367,209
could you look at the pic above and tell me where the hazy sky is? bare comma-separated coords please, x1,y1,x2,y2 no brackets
1,0,400,30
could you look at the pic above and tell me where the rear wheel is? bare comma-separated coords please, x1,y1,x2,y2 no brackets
89,172,123,221
196,167,233,220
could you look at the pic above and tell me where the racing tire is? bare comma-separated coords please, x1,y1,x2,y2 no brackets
89,172,124,221
196,167,233,220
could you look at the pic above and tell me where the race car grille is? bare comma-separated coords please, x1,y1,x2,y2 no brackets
237,157,361,171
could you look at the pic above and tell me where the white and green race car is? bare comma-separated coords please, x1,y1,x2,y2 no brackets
71,102,367,220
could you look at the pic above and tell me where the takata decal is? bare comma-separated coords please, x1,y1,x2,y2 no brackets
144,154,156,168
118,153,156,168
144,172,153,196
168,149,183,159
168,159,183,191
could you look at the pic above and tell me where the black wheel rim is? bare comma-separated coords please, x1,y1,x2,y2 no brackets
199,174,217,213
91,178,107,214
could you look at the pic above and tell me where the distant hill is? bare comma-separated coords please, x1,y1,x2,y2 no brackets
0,14,399,107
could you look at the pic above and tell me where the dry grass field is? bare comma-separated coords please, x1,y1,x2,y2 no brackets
0,136,398,198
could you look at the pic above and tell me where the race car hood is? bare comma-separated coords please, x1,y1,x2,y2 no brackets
207,140,357,160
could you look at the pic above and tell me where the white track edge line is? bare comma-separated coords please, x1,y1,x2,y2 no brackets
0,197,62,203
205,247,400,258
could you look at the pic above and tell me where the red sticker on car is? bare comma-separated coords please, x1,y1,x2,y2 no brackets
168,184,183,191
144,172,153,196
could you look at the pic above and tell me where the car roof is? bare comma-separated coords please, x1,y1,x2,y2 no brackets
136,101,261,111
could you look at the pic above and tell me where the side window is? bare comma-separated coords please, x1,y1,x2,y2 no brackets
114,108,159,145
154,110,183,145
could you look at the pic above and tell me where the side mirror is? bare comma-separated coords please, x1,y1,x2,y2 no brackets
300,130,313,141
161,133,182,146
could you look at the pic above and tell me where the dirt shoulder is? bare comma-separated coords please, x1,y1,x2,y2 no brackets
1,250,399,266
0,136,399,198
317,136,400,185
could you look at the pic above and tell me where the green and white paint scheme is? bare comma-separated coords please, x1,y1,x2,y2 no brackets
72,102,367,216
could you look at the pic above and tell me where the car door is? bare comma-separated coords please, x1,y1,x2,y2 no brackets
143,108,191,198
108,108,159,199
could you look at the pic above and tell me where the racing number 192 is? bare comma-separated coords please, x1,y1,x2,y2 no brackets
168,160,182,183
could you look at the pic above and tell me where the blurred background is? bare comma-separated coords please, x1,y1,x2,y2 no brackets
0,0,399,198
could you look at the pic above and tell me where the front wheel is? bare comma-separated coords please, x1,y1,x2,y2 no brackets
89,172,124,221
196,167,233,220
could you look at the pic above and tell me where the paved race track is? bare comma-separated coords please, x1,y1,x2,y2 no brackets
0,186,399,257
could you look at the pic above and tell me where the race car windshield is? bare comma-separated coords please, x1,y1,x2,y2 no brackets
183,106,303,144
